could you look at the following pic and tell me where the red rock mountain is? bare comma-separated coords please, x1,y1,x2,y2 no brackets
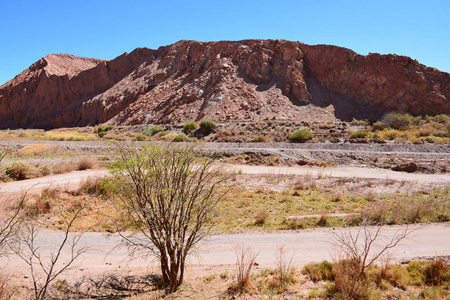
0,40,449,129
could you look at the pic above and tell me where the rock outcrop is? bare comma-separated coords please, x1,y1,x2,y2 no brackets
0,40,448,129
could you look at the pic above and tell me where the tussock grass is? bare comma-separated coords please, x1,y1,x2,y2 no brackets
77,157,96,170
303,259,450,300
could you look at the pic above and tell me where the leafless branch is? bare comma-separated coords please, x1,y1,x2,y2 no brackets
332,219,411,276
11,206,88,300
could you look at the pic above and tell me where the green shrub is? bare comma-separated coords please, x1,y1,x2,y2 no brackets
426,114,449,124
95,125,105,133
199,119,216,135
289,130,313,142
18,133,28,137
134,133,147,141
173,133,188,142
381,112,415,130
143,125,165,136
350,131,372,139
95,124,113,137
183,121,199,135
157,131,170,138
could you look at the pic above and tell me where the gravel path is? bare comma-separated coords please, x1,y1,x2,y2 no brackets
3,224,449,277
1,140,449,161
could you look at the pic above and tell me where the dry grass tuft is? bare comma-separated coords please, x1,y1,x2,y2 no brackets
78,176,108,196
425,259,449,286
18,144,68,156
302,261,334,282
330,259,370,300
26,196,52,215
4,163,37,180
52,162,78,174
229,245,258,293
77,157,96,170
254,209,267,225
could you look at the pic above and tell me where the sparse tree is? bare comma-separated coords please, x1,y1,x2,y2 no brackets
108,143,228,293
11,206,88,300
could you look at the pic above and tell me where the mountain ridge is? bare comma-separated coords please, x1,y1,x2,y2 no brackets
0,39,448,129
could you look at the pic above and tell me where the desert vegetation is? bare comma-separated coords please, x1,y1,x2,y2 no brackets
1,112,448,145
0,122,449,298
289,129,314,142
352,112,450,144
106,143,228,293
183,120,198,135
199,119,217,135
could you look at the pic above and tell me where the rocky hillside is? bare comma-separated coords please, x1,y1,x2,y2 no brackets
1,40,449,129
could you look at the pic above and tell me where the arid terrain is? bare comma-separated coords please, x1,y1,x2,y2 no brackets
0,39,449,299
0,139,449,299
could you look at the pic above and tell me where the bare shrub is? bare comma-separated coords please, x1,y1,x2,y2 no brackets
0,272,14,300
250,135,271,143
11,206,88,300
0,193,27,299
332,221,410,277
52,162,78,174
77,158,96,170
5,163,37,180
329,221,411,298
230,245,258,292
41,186,61,201
26,196,52,216
38,165,52,177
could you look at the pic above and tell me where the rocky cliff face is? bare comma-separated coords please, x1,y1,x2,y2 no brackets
0,40,448,129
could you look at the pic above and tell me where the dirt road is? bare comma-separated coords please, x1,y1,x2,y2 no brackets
223,164,450,183
3,224,449,279
0,169,109,194
1,163,448,197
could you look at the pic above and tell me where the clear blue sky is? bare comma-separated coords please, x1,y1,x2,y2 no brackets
1,0,449,85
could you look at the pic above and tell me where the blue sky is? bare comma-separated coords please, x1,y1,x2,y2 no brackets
1,0,449,85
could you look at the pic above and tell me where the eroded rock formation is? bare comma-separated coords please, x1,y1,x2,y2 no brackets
0,40,448,129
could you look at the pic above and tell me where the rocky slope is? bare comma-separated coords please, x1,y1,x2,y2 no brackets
0,40,448,129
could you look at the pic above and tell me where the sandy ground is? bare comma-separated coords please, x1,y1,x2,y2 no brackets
2,224,449,291
1,154,449,298
0,163,448,198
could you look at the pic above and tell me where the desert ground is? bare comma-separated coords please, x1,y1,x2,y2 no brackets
0,138,449,299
